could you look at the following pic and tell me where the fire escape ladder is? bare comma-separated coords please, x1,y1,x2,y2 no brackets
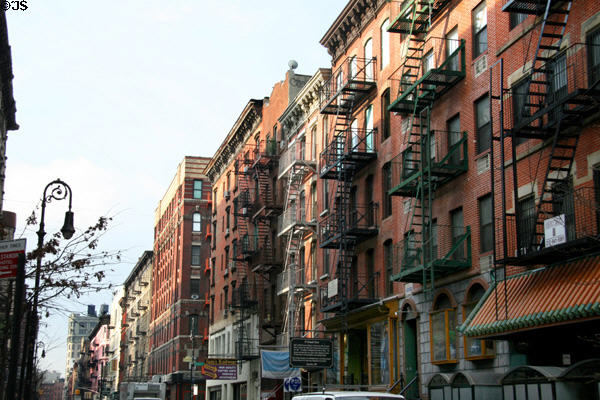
531,121,580,247
282,226,306,339
397,6,426,107
521,0,572,129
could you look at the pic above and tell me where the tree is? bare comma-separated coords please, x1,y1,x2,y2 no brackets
0,211,122,400
24,212,121,311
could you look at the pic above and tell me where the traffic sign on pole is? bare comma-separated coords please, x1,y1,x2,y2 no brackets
0,239,26,280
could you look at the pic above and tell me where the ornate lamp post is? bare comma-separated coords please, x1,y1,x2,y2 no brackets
26,179,75,399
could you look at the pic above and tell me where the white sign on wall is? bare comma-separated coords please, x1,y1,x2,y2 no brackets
328,279,338,298
545,214,566,247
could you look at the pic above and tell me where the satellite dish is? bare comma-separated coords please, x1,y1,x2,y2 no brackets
288,60,298,70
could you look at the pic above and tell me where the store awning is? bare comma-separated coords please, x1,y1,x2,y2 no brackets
461,254,600,337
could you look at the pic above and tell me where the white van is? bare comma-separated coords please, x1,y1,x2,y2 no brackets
292,391,405,400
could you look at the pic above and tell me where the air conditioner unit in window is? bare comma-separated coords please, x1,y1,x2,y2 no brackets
225,228,230,235
241,207,247,215
191,294,200,300
224,190,230,199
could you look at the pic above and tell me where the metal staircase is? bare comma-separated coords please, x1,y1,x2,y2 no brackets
493,0,600,266
387,0,469,292
318,54,378,314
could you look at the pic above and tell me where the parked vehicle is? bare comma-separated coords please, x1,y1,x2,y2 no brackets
292,391,405,400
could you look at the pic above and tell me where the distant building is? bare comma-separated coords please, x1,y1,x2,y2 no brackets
119,251,153,383
107,287,124,397
39,377,64,400
64,307,99,381
89,312,110,397
149,156,212,399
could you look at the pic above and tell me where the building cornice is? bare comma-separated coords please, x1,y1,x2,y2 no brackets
320,0,386,63
279,68,331,137
205,100,263,183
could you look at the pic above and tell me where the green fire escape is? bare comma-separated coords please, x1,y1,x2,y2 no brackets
387,0,470,290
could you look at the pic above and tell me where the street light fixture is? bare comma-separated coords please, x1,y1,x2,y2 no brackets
26,179,74,399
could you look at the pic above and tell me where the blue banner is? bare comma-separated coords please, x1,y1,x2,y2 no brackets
260,350,300,379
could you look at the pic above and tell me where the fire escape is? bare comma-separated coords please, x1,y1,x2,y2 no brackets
387,0,470,291
492,0,600,269
277,135,317,341
318,55,379,314
230,148,261,361
250,138,284,343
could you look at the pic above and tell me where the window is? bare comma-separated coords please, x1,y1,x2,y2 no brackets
311,125,317,161
190,314,199,336
299,247,305,285
322,116,329,149
370,320,390,385
512,78,530,143
589,28,600,84
509,12,527,30
310,241,317,282
191,245,201,265
349,55,357,78
479,195,493,253
212,221,217,248
430,293,457,363
364,38,373,80
475,95,491,153
450,208,465,260
473,1,487,58
322,180,329,213
194,180,203,199
424,220,438,263
310,183,317,221
190,279,200,299
381,19,390,69
366,175,375,226
384,240,394,296
446,27,459,71
323,249,330,276
192,212,201,232
382,162,392,218
365,105,374,152
226,207,230,230
381,89,391,141
463,284,495,359
517,194,536,253
447,114,462,165
367,249,375,298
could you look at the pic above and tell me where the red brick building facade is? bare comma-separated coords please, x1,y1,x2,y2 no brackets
149,156,212,400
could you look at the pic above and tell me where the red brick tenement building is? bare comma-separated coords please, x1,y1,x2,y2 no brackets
312,0,600,397
149,156,212,400
205,66,311,400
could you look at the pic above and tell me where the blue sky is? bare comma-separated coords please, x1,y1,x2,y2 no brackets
4,0,346,374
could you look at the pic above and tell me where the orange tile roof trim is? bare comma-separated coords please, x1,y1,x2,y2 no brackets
461,254,600,337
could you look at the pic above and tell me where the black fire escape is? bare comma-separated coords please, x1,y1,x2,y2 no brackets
230,148,261,360
318,55,379,314
493,0,600,268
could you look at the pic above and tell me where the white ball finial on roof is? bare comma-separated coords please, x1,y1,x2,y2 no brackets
288,60,298,70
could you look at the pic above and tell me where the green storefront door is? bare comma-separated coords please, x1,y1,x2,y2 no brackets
403,318,419,399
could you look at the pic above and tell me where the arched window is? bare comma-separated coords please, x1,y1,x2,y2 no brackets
381,89,391,141
381,19,390,68
430,292,458,363
192,212,201,232
463,283,495,359
364,38,373,80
